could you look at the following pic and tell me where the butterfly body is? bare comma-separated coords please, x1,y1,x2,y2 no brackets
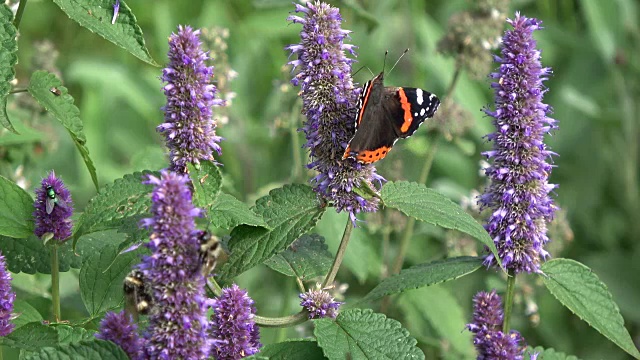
343,72,440,164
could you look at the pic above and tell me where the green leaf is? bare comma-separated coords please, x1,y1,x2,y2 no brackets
27,71,98,190
381,181,501,268
0,175,35,238
12,301,43,329
0,322,59,351
541,258,640,359
0,235,83,274
56,326,95,345
314,308,423,360
526,346,581,360
0,5,18,133
189,161,223,211
264,234,332,280
73,170,156,245
359,256,483,303
397,285,474,357
25,339,129,360
209,193,269,230
79,243,141,318
257,339,325,359
51,0,157,66
220,184,325,280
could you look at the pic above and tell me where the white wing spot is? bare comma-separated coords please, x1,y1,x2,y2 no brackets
420,108,425,116
414,112,418,117
416,89,424,105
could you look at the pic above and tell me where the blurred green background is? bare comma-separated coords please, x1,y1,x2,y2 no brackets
1,0,639,358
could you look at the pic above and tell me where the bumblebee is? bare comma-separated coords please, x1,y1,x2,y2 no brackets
123,269,152,319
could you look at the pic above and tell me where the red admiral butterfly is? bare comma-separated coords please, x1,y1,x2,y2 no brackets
343,71,440,164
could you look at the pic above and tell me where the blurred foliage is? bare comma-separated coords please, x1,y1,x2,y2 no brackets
1,0,639,358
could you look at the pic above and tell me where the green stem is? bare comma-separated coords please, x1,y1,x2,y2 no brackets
50,244,60,322
444,64,462,101
207,278,223,297
290,102,303,182
502,270,516,332
322,218,354,288
254,311,309,328
13,0,27,29
389,136,440,277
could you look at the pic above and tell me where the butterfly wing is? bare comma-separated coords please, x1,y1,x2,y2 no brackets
344,73,399,164
343,73,440,164
382,87,440,138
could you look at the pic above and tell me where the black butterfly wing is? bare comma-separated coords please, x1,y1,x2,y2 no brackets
382,87,440,138
344,99,398,164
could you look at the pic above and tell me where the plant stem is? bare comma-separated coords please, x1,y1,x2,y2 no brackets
13,0,27,29
389,135,440,277
254,310,309,328
50,244,60,322
444,64,462,101
207,278,223,297
322,218,354,288
290,102,303,182
502,270,516,332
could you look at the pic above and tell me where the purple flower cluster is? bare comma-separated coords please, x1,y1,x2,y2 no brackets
138,170,211,359
287,1,383,223
468,290,525,359
210,284,261,359
33,170,73,241
96,311,141,358
479,13,557,273
299,284,341,319
0,251,15,336
159,25,224,173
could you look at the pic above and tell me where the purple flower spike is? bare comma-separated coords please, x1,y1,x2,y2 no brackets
96,311,141,358
287,1,383,223
160,25,224,173
138,170,211,359
479,13,557,273
33,170,73,241
468,290,526,359
300,284,342,319
210,284,261,359
0,251,15,336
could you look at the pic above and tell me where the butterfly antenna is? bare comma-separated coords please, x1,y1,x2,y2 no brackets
388,48,409,75
382,50,389,73
353,65,375,77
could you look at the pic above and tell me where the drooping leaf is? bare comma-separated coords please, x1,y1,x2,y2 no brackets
73,170,156,247
209,193,269,230
0,175,35,238
27,71,98,190
256,339,325,359
189,161,223,211
264,234,332,280
12,301,43,329
397,285,474,357
381,181,501,268
24,339,129,360
220,184,325,280
0,5,18,133
359,256,484,304
314,308,424,360
79,243,141,318
541,258,640,359
51,0,157,65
